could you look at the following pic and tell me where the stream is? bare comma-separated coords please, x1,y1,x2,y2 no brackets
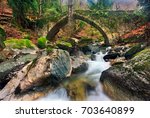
39,51,111,101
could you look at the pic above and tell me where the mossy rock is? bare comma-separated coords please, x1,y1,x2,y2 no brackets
124,43,146,59
56,40,72,52
100,47,150,100
131,48,150,72
4,39,36,49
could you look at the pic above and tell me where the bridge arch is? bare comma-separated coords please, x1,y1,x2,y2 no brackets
46,14,110,46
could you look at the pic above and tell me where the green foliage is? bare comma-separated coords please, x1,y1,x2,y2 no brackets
138,0,150,12
79,21,86,28
138,0,150,21
41,0,63,22
37,37,47,49
46,47,53,54
8,0,38,27
89,0,113,10
4,39,36,49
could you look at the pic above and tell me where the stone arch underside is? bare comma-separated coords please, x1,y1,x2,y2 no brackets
46,14,110,46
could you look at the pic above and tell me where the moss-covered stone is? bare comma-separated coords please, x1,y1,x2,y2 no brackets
100,47,150,100
124,43,146,59
4,39,36,49
130,48,150,73
56,40,72,52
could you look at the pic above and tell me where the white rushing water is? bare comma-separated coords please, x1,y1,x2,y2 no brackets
85,52,111,101
39,51,111,101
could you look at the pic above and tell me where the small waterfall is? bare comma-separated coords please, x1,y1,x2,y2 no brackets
85,52,111,101
38,51,111,101
85,52,110,78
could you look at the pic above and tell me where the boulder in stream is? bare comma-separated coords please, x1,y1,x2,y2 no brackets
0,49,72,101
71,56,89,74
124,43,146,59
0,53,38,88
100,48,150,100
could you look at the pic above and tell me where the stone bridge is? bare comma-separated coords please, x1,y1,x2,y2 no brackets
46,13,110,46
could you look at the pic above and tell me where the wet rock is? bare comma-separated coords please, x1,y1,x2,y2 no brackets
11,86,53,101
71,56,88,74
0,49,72,100
56,41,72,53
80,44,100,55
91,54,96,61
100,48,150,100
0,54,38,86
110,57,126,66
64,78,95,101
103,53,120,61
114,46,128,53
19,49,72,92
124,43,146,59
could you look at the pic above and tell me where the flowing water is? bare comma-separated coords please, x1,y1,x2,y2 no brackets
39,51,111,101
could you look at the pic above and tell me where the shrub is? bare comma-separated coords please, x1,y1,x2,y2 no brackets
37,37,47,49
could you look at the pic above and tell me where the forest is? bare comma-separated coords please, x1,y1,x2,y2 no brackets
0,0,150,101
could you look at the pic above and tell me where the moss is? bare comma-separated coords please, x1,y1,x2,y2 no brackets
56,40,72,48
46,47,53,54
4,39,36,49
125,43,145,59
131,48,150,72
37,37,47,49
